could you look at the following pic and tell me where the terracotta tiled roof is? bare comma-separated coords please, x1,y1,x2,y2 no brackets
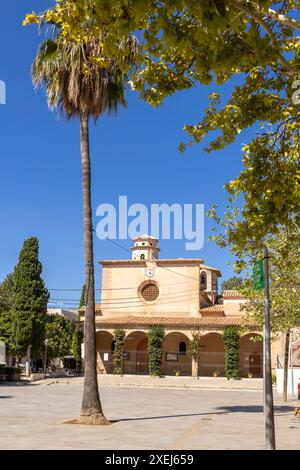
222,290,245,299
200,305,225,315
95,315,250,329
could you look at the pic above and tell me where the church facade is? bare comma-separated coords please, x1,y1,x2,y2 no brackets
81,235,268,377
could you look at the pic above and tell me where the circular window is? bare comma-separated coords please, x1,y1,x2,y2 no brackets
141,283,159,302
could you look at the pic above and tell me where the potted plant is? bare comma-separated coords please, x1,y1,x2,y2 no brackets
248,371,254,379
175,370,181,376
213,370,220,377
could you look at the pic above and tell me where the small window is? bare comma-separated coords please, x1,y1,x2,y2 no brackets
142,242,145,246
111,341,116,353
179,342,186,355
200,271,207,290
141,283,159,302
140,254,145,260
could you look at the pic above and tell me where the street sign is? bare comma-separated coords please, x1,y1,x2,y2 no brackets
253,259,264,290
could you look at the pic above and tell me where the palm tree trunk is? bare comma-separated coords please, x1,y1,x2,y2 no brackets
79,111,109,425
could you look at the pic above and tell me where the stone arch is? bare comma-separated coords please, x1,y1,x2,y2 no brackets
240,333,263,377
124,331,148,375
96,331,114,374
199,332,225,377
162,332,192,376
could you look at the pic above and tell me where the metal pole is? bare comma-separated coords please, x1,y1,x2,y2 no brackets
43,344,48,376
263,247,276,450
290,338,294,397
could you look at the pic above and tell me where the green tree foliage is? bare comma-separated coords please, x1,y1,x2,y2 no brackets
148,325,165,377
223,326,240,380
12,238,49,358
46,315,75,359
79,284,86,309
240,230,300,335
0,274,15,355
222,276,244,292
112,329,125,375
26,1,300,246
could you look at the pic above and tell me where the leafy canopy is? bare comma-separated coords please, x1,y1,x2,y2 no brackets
46,314,75,359
25,1,300,247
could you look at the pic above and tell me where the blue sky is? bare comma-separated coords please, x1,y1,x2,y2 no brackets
0,1,253,307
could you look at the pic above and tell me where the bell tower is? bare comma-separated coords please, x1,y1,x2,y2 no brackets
131,234,160,261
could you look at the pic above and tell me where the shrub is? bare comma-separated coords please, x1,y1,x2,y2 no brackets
223,326,240,380
148,325,165,377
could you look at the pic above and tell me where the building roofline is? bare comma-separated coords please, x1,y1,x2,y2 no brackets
222,290,246,299
200,265,222,276
132,234,159,241
99,258,204,266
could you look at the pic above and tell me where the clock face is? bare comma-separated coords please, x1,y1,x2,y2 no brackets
146,268,154,279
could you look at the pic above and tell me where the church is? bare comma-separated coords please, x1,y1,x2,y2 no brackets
81,234,266,377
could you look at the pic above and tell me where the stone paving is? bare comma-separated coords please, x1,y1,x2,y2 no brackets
36,374,265,391
0,381,299,450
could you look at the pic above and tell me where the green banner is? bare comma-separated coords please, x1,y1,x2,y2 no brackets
253,259,264,290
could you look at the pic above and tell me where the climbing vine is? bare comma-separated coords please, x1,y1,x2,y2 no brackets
148,325,165,377
112,329,125,375
188,333,201,377
223,326,240,380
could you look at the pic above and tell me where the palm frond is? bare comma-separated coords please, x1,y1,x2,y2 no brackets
32,33,135,120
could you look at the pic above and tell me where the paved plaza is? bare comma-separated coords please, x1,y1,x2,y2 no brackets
0,380,299,450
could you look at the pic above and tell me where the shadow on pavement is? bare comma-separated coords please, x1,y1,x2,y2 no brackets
0,395,14,399
215,405,295,414
110,411,229,423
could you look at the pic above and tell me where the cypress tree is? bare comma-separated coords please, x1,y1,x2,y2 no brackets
12,237,49,359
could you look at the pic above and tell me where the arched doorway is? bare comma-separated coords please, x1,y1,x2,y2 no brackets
162,332,192,376
137,337,148,375
199,333,225,377
123,331,148,375
240,334,263,377
96,331,114,374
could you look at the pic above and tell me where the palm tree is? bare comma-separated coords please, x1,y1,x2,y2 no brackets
32,35,131,424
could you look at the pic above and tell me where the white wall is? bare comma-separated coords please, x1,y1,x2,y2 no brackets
276,368,300,395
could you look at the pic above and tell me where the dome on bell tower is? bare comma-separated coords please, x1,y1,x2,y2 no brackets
131,234,160,261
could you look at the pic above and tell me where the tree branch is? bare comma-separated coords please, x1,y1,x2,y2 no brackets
264,8,300,30
229,0,292,71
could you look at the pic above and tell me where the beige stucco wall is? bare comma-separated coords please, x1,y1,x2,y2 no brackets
162,332,191,376
223,298,247,317
100,262,202,317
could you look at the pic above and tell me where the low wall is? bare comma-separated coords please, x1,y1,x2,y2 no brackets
30,373,45,382
276,368,300,395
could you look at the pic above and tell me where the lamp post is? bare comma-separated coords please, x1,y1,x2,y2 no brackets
43,338,49,376
263,247,276,450
253,248,276,450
